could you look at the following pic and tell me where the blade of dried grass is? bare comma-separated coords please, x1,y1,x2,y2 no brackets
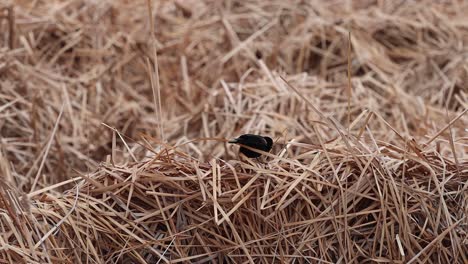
146,0,165,143
407,219,464,264
30,103,65,192
424,108,467,146
33,181,80,249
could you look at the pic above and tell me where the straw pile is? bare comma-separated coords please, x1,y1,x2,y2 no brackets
1,0,467,263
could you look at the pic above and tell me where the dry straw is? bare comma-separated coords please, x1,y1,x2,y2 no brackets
1,0,467,263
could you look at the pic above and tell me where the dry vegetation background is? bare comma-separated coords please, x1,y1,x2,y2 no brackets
0,0,467,263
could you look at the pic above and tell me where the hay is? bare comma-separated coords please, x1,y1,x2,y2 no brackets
0,0,467,263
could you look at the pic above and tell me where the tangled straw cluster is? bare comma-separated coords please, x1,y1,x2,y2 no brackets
1,135,466,263
0,0,467,263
